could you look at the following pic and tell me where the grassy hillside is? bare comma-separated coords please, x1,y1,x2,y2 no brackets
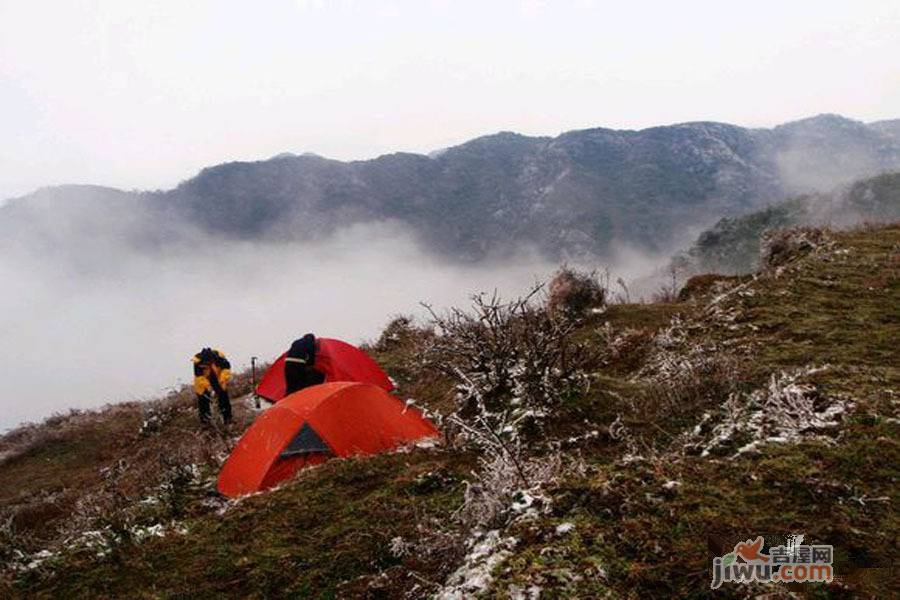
1,224,898,598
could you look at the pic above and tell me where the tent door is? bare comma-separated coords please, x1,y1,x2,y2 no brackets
279,422,331,458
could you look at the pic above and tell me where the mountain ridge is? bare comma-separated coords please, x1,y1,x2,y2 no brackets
5,114,893,203
3,113,899,263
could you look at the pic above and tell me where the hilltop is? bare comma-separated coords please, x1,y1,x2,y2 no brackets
1,222,897,598
674,171,900,275
3,114,900,264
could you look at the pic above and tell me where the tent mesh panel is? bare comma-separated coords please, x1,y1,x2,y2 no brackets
279,422,330,458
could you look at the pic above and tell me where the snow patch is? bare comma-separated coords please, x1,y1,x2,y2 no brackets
510,491,535,513
436,529,517,600
555,522,575,535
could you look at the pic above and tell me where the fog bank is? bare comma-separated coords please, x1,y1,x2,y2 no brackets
0,221,665,432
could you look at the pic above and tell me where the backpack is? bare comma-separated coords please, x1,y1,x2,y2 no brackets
287,333,317,366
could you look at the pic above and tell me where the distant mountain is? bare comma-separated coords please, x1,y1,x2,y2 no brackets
3,114,900,263
672,171,900,275
868,118,900,142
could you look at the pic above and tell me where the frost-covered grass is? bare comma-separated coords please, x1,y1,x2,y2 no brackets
6,449,472,599
491,224,900,598
0,373,257,581
436,529,517,599
688,366,853,457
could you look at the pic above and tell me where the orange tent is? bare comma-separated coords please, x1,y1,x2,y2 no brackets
218,382,439,497
256,338,393,403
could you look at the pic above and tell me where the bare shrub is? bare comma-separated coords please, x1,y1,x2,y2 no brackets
608,315,749,449
52,442,213,564
454,452,563,530
423,287,593,595
423,288,592,453
373,314,421,352
546,267,607,317
761,227,832,269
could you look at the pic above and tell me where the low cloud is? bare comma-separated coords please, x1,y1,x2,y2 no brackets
0,197,679,432
0,220,615,430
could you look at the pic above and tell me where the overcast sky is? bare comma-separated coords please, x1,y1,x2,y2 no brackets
1,0,898,201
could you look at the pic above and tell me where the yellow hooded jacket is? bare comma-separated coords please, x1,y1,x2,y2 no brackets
192,348,232,396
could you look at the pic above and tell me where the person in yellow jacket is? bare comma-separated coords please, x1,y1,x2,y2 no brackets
192,347,232,425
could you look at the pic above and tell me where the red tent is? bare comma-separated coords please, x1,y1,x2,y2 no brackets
256,338,393,403
218,382,438,497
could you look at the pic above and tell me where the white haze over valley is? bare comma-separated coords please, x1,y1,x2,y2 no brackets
0,223,664,431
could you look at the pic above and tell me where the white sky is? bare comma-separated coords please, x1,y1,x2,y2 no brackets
1,0,898,201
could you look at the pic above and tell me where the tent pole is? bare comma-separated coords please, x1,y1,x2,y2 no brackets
251,356,260,409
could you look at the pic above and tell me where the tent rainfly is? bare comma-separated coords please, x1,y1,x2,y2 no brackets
256,338,393,403
217,382,438,497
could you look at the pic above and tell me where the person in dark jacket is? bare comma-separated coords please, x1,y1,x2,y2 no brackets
192,347,232,424
284,333,325,395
